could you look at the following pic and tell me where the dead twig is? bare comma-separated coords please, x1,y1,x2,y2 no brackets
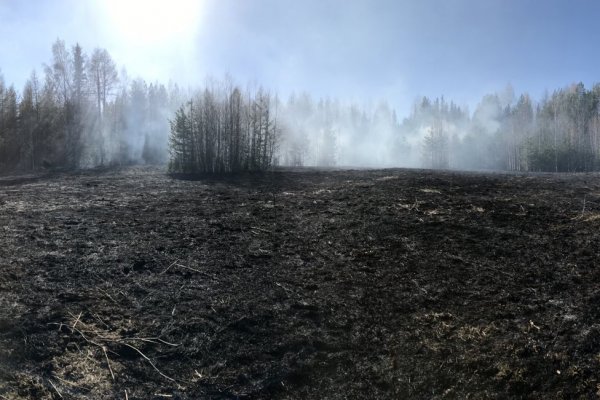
116,337,180,347
480,266,514,277
529,320,541,331
56,313,179,384
53,375,79,388
48,379,63,398
173,263,206,275
103,346,116,381
120,342,176,382
70,324,104,348
71,311,82,330
161,260,179,274
156,338,179,347
91,312,110,329
410,198,420,211
275,282,300,298
162,261,213,278
251,226,272,234
98,288,120,305
60,318,117,382
411,279,428,294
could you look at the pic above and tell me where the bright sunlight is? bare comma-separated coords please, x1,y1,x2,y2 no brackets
99,0,203,45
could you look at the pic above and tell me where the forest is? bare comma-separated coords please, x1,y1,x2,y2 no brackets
2,40,600,173
0,40,182,172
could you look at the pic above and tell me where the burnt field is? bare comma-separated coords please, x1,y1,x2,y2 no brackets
1,166,600,399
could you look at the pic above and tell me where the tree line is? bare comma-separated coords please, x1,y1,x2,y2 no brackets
279,83,600,173
4,40,600,173
0,39,181,173
411,83,600,172
168,90,408,173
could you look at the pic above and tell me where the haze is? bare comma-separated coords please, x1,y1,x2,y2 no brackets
2,0,600,171
2,0,599,113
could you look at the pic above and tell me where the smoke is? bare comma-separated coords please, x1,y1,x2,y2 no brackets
276,96,408,168
4,2,600,172
0,36,575,174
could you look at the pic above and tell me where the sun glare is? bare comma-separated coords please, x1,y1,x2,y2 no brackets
101,0,202,45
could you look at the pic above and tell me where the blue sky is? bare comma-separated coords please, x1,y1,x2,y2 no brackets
1,0,600,114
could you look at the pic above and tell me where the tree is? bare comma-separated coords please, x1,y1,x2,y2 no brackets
89,48,118,165
168,105,193,172
315,98,337,166
19,76,39,169
89,48,118,117
168,82,279,174
66,43,87,167
422,119,448,169
0,86,19,170
48,39,72,104
143,83,170,164
126,78,148,162
72,44,86,105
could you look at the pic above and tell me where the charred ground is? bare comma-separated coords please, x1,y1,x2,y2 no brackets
1,166,600,399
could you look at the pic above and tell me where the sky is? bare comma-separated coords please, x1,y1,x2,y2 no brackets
1,0,600,115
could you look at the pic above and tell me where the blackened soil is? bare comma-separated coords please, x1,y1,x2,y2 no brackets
1,166,600,399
